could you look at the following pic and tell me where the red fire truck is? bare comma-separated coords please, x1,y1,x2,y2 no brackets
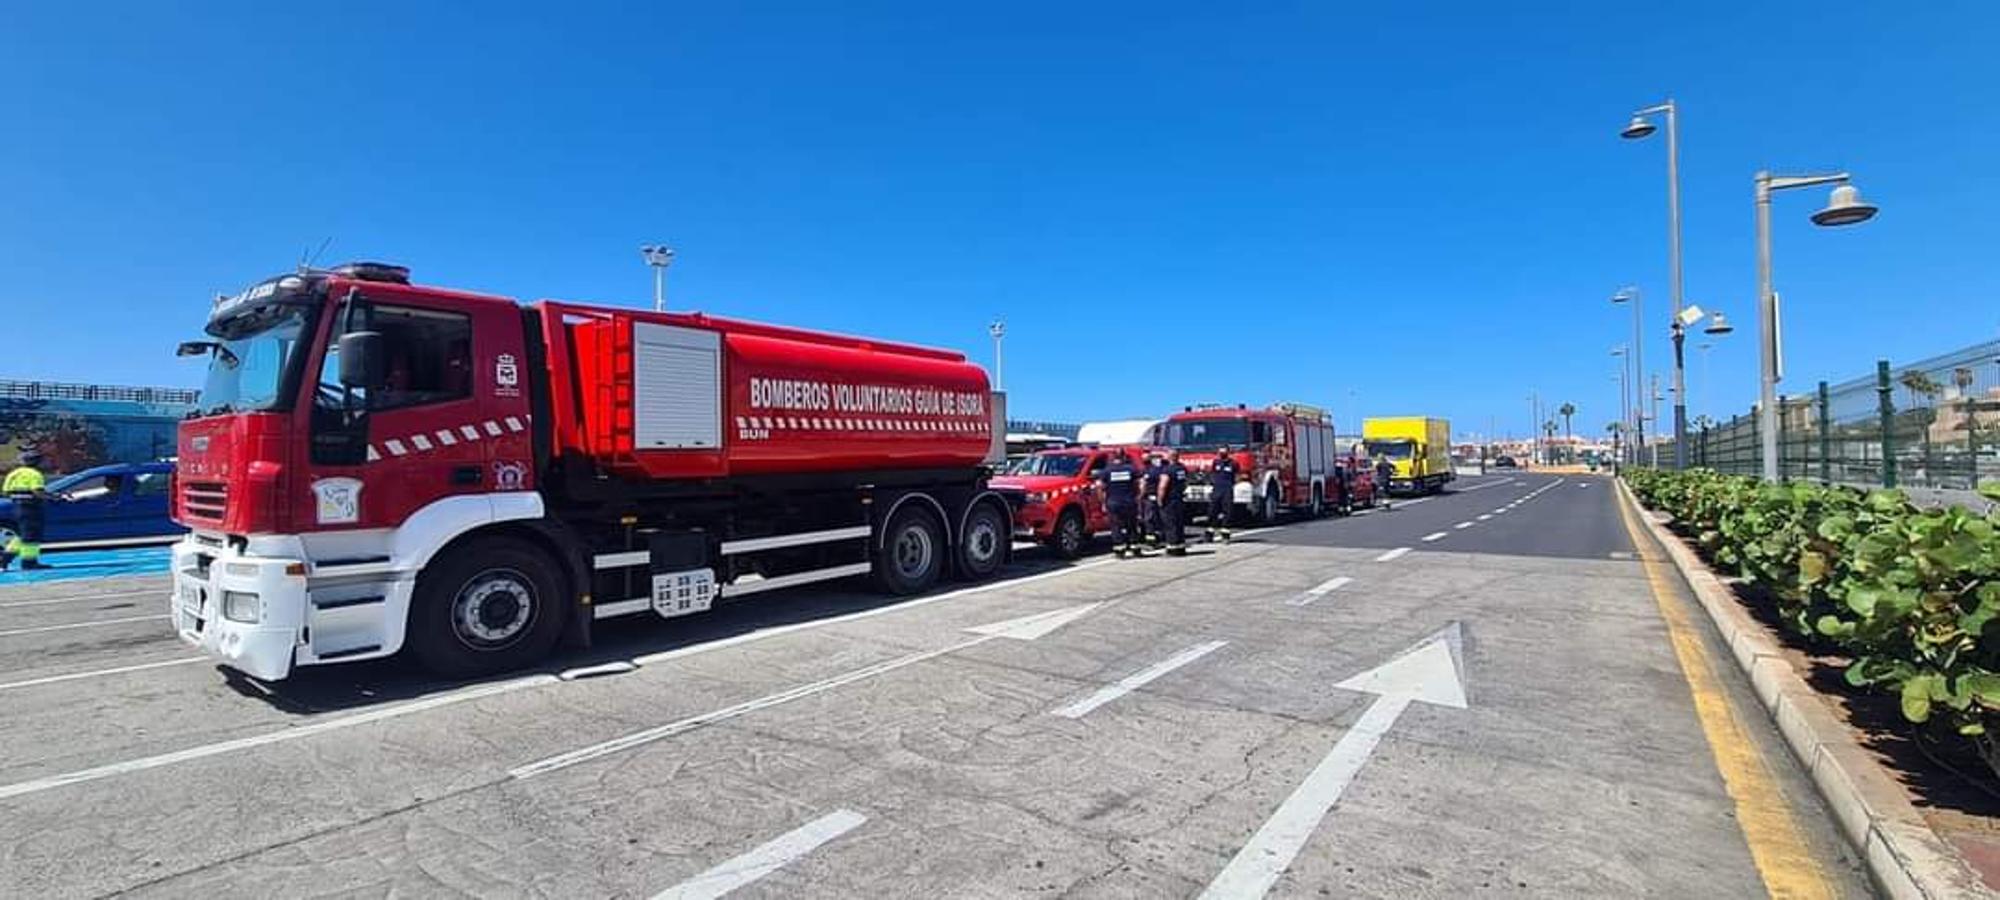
1164,402,1372,522
990,444,1149,558
169,263,1009,681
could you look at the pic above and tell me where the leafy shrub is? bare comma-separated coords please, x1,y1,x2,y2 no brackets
1627,469,2000,772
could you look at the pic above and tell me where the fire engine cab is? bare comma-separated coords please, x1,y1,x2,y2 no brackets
1164,402,1366,522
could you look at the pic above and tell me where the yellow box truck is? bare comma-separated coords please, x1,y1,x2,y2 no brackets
1362,417,1454,494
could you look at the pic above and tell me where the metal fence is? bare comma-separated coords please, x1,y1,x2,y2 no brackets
1654,338,2000,490
0,379,199,405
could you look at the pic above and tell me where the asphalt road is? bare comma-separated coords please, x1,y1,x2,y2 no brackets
0,472,1874,898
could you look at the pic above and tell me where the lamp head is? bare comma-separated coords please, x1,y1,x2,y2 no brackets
1620,115,1657,140
1611,287,1637,305
1703,312,1735,335
1811,184,1878,227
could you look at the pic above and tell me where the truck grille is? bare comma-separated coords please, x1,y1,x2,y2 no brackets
182,481,229,522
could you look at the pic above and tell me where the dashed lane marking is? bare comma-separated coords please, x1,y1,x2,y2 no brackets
1051,640,1230,718
1286,576,1353,607
651,809,868,900
1373,548,1411,562
1420,532,1447,542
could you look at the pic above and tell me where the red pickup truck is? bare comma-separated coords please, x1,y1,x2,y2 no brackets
991,445,1149,558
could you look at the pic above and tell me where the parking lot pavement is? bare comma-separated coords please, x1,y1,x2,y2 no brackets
0,477,1872,898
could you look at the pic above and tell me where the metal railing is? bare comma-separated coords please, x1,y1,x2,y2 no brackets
1653,338,2000,490
0,379,199,405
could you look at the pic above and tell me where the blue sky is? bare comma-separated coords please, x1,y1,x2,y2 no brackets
4,2,1996,441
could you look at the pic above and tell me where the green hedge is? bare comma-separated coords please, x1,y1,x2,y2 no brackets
1625,468,2000,770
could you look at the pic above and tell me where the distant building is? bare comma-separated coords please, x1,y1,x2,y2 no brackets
1,379,195,472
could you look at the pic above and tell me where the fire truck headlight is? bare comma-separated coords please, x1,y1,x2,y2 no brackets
1025,492,1047,504
222,591,262,624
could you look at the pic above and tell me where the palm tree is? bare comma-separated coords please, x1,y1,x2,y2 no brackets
1901,369,1943,477
1558,402,1576,463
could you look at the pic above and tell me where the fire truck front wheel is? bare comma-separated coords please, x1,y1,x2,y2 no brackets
1258,486,1281,524
409,537,567,678
876,504,944,595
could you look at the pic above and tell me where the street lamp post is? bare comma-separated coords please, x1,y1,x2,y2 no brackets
1612,346,1631,465
1612,288,1645,454
1754,171,1879,480
640,244,675,312
1622,100,1688,467
988,319,1006,391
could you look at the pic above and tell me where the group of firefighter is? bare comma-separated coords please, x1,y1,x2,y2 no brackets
1096,446,1396,559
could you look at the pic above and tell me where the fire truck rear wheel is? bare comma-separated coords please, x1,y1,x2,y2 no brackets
1049,508,1087,559
876,504,944,595
958,501,1007,579
409,537,566,678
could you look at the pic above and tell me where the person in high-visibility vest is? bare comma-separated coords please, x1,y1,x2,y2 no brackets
2,449,53,571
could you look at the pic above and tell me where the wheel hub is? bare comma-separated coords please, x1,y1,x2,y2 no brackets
895,526,933,577
453,569,534,648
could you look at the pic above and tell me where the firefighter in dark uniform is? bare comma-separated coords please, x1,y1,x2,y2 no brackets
1139,453,1165,549
1336,457,1357,515
1375,455,1396,510
1205,444,1238,543
2,449,53,571
1099,451,1143,558
1158,449,1189,556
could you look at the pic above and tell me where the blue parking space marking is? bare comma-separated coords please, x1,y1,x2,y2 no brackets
0,547,173,585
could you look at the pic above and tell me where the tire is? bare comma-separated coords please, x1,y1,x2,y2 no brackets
876,502,945,595
1310,487,1325,519
1048,508,1087,560
408,536,567,679
958,501,1008,579
1259,484,1281,524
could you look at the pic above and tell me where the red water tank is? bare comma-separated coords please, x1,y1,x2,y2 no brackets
559,306,994,480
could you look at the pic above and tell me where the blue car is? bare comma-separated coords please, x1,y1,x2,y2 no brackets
0,461,181,547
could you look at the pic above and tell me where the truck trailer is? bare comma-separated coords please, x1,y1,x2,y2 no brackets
169,262,1010,681
1362,416,1454,494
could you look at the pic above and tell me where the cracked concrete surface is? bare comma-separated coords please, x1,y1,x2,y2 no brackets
0,474,1872,898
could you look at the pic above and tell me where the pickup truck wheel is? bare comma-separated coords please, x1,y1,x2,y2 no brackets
1049,508,1087,559
409,537,566,678
958,502,1007,580
876,504,944,595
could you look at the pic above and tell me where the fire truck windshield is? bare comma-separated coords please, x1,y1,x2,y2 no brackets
1163,418,1253,450
195,303,315,415
1363,439,1415,460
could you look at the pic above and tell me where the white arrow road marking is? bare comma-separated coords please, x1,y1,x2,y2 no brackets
1286,576,1352,607
1052,640,1229,719
964,602,1102,641
513,604,1101,779
1372,548,1410,562
1199,623,1467,900
652,809,867,900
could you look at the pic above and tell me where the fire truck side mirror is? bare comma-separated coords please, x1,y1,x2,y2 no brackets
337,331,387,390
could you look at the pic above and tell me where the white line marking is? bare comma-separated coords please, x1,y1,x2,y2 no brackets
514,636,994,779
1453,521,1473,529
627,559,1115,667
1052,640,1229,719
0,614,166,638
1373,548,1410,562
653,810,867,900
1491,508,1506,515
1287,576,1352,607
0,588,164,609
0,674,557,800
1420,532,1447,542
0,656,207,693
1476,514,1492,521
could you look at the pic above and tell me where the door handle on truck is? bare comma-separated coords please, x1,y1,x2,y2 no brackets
451,466,483,485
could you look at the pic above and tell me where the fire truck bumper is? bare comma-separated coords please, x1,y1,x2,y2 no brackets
171,536,306,682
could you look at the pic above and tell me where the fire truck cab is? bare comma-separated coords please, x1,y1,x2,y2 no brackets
1164,402,1352,523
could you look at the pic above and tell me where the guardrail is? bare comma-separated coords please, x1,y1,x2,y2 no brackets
0,379,198,405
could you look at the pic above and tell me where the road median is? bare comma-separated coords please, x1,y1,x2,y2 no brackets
1616,477,1993,900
